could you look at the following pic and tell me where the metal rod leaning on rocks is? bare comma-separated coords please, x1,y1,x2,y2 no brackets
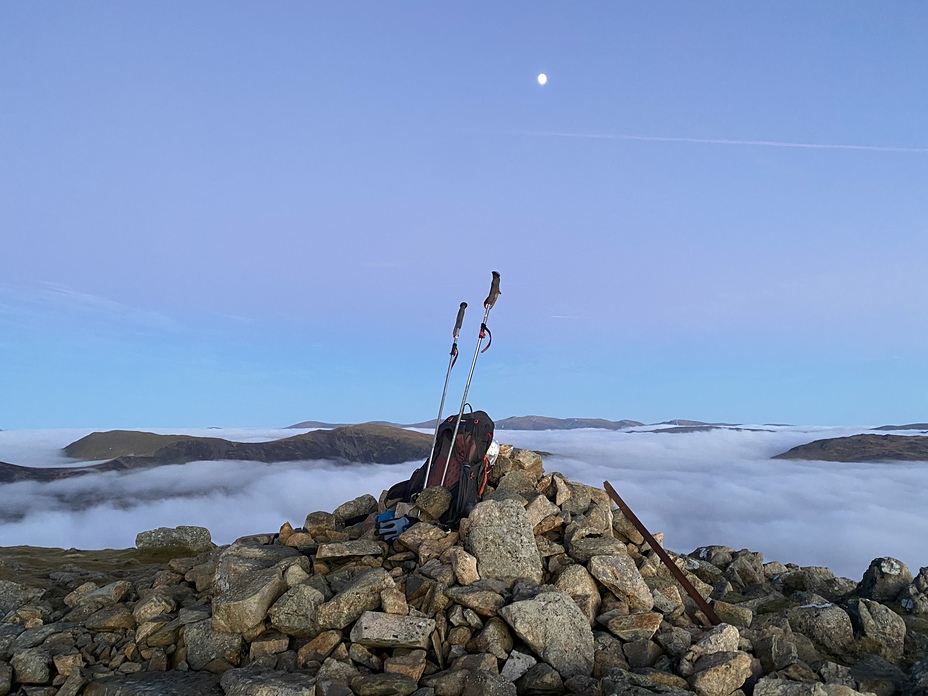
441,271,501,486
603,480,721,626
423,301,467,488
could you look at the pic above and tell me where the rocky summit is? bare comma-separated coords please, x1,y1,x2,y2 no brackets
1,447,927,696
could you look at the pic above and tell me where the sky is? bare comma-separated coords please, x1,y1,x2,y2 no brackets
1,3,927,429
0,425,925,581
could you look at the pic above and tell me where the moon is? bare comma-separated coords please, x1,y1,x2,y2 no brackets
537,73,547,86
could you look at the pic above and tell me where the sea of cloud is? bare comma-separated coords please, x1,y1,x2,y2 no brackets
0,424,926,582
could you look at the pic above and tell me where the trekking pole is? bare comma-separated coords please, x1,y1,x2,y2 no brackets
422,302,467,488
441,271,501,486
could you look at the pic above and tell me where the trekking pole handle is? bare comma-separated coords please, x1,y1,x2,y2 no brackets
453,302,467,339
484,271,501,309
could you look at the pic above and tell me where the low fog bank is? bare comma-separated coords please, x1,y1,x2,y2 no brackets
0,425,926,581
502,426,928,580
0,458,418,551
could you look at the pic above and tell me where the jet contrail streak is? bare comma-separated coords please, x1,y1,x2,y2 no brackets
523,130,928,154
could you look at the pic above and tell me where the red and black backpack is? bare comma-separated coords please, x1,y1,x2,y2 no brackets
387,410,495,525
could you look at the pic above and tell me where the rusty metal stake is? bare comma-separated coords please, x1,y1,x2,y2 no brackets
603,480,720,626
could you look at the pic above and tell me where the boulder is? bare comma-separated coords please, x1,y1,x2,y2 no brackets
859,557,913,604
10,646,50,684
787,601,855,659
213,543,300,593
589,554,654,612
333,493,378,526
0,579,44,617
554,564,601,625
184,618,244,671
466,499,543,584
499,590,594,678
689,650,754,696
316,568,394,630
212,565,288,634
847,598,906,664
135,525,214,553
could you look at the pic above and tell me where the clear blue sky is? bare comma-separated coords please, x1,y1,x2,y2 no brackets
2,2,926,429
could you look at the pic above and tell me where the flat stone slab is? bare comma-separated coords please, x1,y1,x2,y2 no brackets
83,671,222,695
316,539,385,560
349,611,436,649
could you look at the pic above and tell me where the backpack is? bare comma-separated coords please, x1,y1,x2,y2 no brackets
386,410,495,525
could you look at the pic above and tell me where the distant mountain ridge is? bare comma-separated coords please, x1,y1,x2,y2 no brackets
0,424,431,484
289,416,652,431
774,433,928,462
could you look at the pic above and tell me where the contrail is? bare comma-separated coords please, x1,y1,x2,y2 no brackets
521,130,928,154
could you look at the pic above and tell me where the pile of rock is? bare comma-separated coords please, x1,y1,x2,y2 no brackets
1,445,927,696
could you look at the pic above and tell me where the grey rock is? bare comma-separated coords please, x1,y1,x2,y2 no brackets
753,678,874,696
220,667,316,695
351,673,420,696
135,525,214,553
350,610,436,649
691,623,741,657
589,554,654,612
462,670,517,696
494,470,537,497
415,486,453,520
689,650,753,696
499,590,594,678
68,580,132,615
183,618,244,671
787,601,855,658
849,654,911,696
596,669,692,696
213,543,300,594
82,671,223,695
554,563,601,625
133,590,177,622
0,579,44,616
473,616,513,660
316,539,384,560
500,649,537,681
726,551,765,590
515,662,563,694
317,656,360,683
333,493,378,526
525,494,559,529
212,565,288,634
859,557,913,603
754,629,799,673
848,598,906,664
623,639,664,668
597,611,662,642
10,646,50,684
316,568,394,630
0,662,10,696
268,583,326,637
566,536,628,564
465,499,543,584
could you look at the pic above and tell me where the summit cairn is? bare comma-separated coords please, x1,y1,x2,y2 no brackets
1,444,927,696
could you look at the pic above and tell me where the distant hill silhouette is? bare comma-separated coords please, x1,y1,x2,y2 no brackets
774,433,928,462
289,416,646,431
873,423,928,432
494,416,643,430
0,424,431,484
